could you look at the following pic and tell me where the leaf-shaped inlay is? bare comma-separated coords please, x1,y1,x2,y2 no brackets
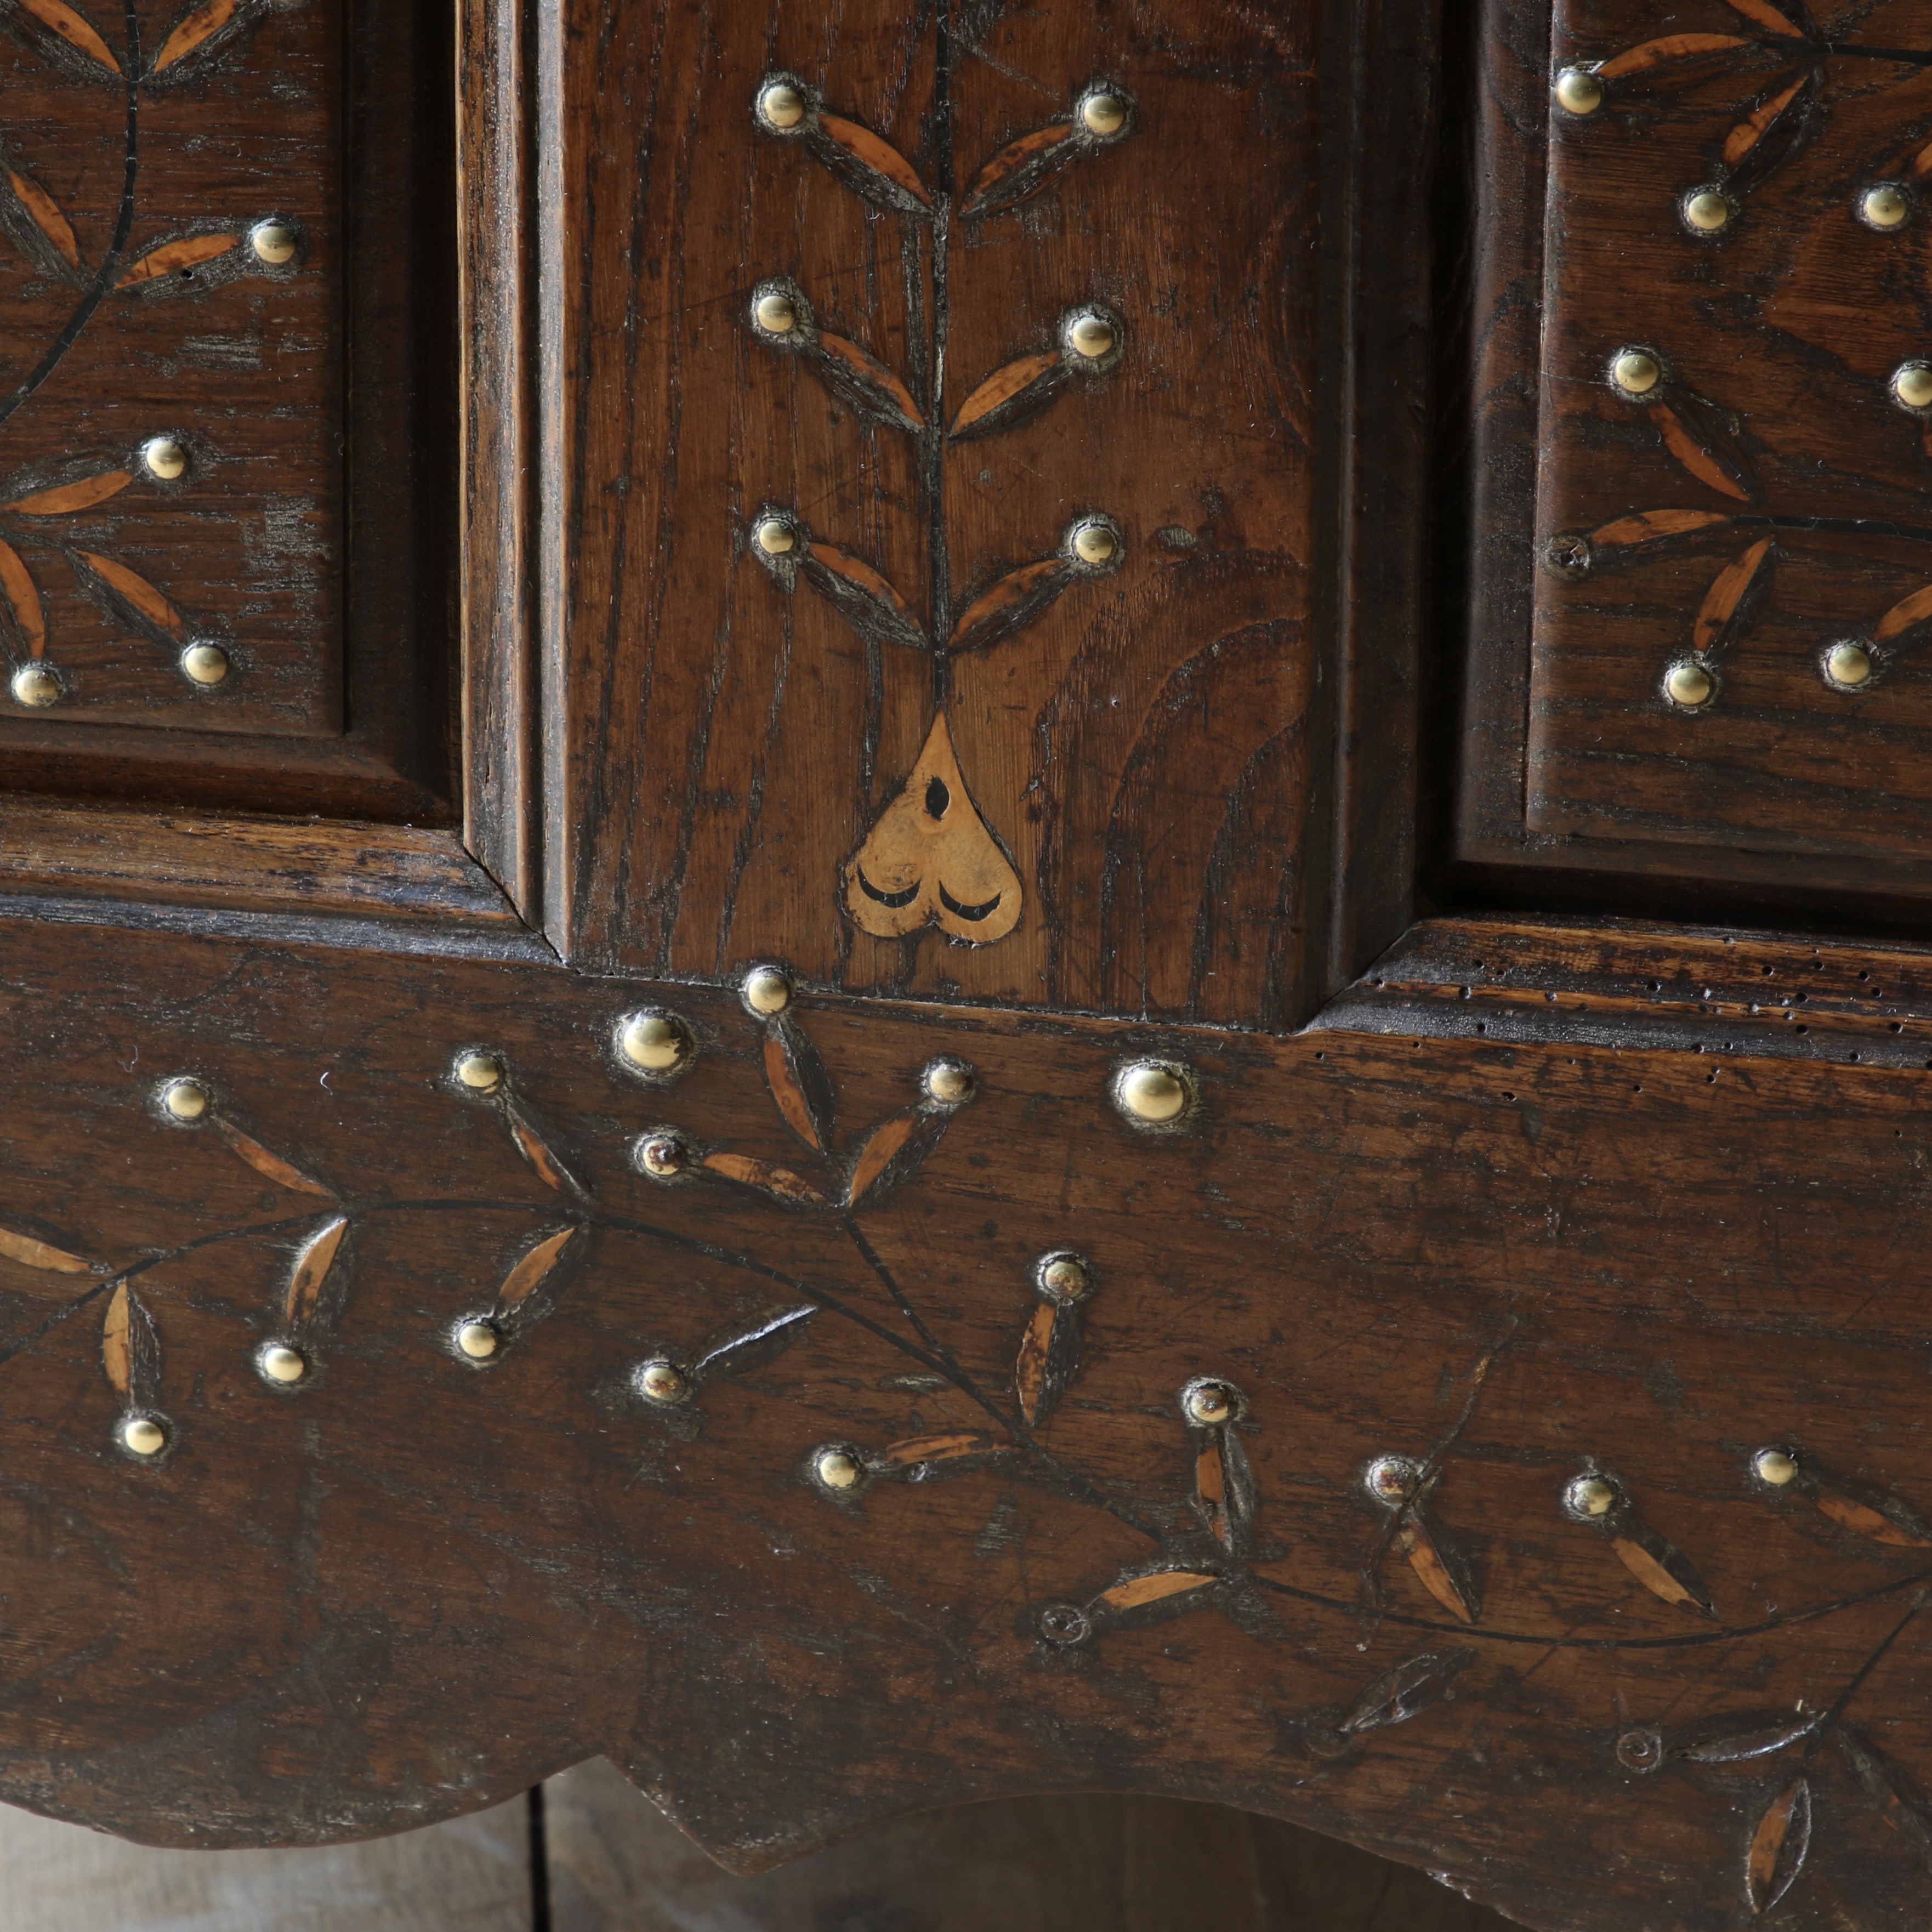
808,332,923,433
951,557,1075,654
116,232,239,289
1195,1430,1254,1554
1722,0,1805,31
1874,582,1932,645
1015,1297,1082,1428
876,1431,995,1469
1094,1569,1220,1614
1611,1519,1718,1617
283,1215,349,1332
4,470,130,515
14,0,121,72
796,543,927,652
72,551,187,646
0,1224,92,1272
1837,1729,1932,1851
764,1013,835,1154
1810,1479,1931,1548
1651,392,1756,501
844,1110,945,1207
0,542,45,656
1397,1507,1481,1624
690,1304,815,1380
1596,34,1751,80
503,1099,591,1200
1723,70,1823,196
1746,1777,1810,1915
1672,1711,1818,1764
961,123,1079,219
806,113,931,215
3,166,81,272
843,709,1021,943
700,1151,829,1208
491,1224,586,1330
1587,509,1734,552
102,1282,158,1406
1337,1648,1475,1735
150,0,262,76
951,351,1065,440
1692,539,1774,657
214,1117,333,1196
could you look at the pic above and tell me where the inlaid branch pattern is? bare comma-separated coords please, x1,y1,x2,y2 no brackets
0,0,308,708
747,66,1133,944
1543,1,1932,713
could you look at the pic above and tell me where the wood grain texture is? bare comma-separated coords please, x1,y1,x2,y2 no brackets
0,912,1930,1929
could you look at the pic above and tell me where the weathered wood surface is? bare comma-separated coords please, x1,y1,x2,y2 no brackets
1,911,1930,1930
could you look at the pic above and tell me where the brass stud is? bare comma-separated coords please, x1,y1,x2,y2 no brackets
1824,641,1873,689
10,663,60,708
1664,661,1713,709
637,1133,686,1178
1610,349,1661,396
617,1009,692,1076
758,80,808,130
1862,184,1910,230
1037,1253,1090,1302
181,643,230,686
637,1359,690,1405
1616,1728,1664,1773
742,964,792,1015
1079,92,1128,137
259,1343,307,1384
754,517,795,556
922,1059,975,1105
250,220,298,265
142,436,188,481
456,1320,501,1361
1754,1446,1799,1486
1066,310,1116,360
1182,1379,1237,1425
1682,189,1731,234
1894,362,1932,410
815,1447,862,1490
1070,520,1118,565
1365,1454,1418,1504
454,1050,504,1094
1113,1059,1190,1124
754,290,798,334
1037,1601,1093,1646
161,1077,210,1121
1567,1474,1620,1518
1554,67,1604,116
120,1416,167,1457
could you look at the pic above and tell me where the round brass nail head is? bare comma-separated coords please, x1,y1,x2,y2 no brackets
1611,349,1661,396
754,518,795,556
1365,1455,1417,1503
1081,93,1127,135
1684,190,1730,234
1069,312,1115,360
1116,1061,1188,1123
143,437,188,480
121,1417,166,1457
457,1321,500,1361
181,643,230,686
638,1360,689,1404
455,1051,503,1094
760,82,806,129
1755,1447,1799,1486
743,965,792,1015
923,1060,974,1105
251,221,298,265
1569,1475,1620,1518
1071,521,1117,564
755,292,797,334
1826,642,1873,688
162,1077,209,1121
11,663,59,708
1896,363,1932,409
1554,67,1603,115
618,1010,689,1073
1665,662,1713,708
260,1344,307,1384
639,1134,685,1178
1864,185,1910,229
1184,1381,1235,1425
1041,1256,1089,1300
816,1448,862,1490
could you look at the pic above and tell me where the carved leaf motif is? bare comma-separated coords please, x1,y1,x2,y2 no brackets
951,351,1066,440
796,543,927,652
4,470,131,515
1721,0,1806,31
0,1224,92,1272
1015,1297,1082,1427
0,542,46,656
845,1110,948,1207
1651,394,1756,502
1723,70,1824,197
1397,1508,1481,1624
877,1431,996,1469
1874,583,1932,646
283,1215,349,1332
701,1151,829,1209
1672,1711,1818,1763
1337,1648,1475,1735
3,166,81,274
503,1100,591,1201
961,122,1080,219
1837,1730,1932,1852
843,709,1022,944
952,558,1075,654
808,333,923,433
764,1013,836,1155
807,113,931,214
101,1282,158,1407
115,232,239,288
1587,509,1734,552
1596,34,1751,81
1094,1569,1220,1614
1723,72,1806,166
690,1304,815,1380
214,1117,333,1196
12,0,121,72
1811,1483,1931,1548
72,551,187,647
1195,1429,1255,1555
150,0,268,78
152,0,237,66
1692,539,1774,658
1611,1521,1718,1617
491,1225,586,1329
1747,1777,1811,1915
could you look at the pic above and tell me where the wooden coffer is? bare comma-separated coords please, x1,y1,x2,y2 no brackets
3,1,1932,1925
